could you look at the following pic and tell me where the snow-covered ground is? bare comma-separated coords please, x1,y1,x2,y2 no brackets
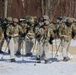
0,56,76,75
0,39,76,75
70,39,76,46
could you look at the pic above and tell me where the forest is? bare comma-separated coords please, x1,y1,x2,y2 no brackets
0,0,76,21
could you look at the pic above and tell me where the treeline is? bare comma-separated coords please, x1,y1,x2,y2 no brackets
0,0,76,21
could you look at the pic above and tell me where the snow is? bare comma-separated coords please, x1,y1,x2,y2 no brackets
0,39,76,75
0,55,76,75
70,39,76,46
0,56,76,75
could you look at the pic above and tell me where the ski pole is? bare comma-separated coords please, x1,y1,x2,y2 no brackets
51,41,54,62
21,38,25,61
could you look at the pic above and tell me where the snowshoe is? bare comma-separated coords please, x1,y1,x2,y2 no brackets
25,53,32,57
63,57,70,61
45,60,49,64
36,57,41,63
15,52,21,55
10,59,16,62
0,50,4,54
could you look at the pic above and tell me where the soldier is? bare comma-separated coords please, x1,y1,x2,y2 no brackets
6,18,23,62
0,17,12,54
0,20,4,53
58,17,76,61
25,17,35,56
16,20,27,55
0,27,3,40
0,26,3,50
72,19,76,39
36,20,54,64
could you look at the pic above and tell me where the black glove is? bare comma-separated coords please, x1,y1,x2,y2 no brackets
49,36,54,44
53,30,58,33
35,34,41,38
21,33,26,37
8,36,11,39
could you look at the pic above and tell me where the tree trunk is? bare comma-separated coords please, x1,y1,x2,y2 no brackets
4,0,8,18
49,0,53,19
41,0,44,15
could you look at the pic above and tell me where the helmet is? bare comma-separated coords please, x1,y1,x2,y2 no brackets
66,18,73,23
25,15,32,20
43,15,49,20
74,19,76,23
29,17,34,24
7,17,12,22
13,18,19,23
44,20,50,25
33,16,37,20
57,17,63,21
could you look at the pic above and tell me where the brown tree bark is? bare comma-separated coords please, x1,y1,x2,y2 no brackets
0,0,76,20
41,0,44,15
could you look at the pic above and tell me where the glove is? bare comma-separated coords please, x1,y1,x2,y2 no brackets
53,30,58,33
21,33,26,37
35,34,41,38
8,36,11,39
49,36,54,44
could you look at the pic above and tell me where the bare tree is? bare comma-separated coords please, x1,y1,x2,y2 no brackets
41,0,44,15
44,0,53,19
49,0,53,19
1,0,76,20
4,0,8,18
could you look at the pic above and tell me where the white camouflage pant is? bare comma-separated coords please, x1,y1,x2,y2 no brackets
9,37,19,59
25,37,35,54
0,38,10,51
37,40,50,60
18,37,23,52
61,39,71,57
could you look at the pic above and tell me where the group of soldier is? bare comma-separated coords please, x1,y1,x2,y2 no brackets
0,15,76,64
